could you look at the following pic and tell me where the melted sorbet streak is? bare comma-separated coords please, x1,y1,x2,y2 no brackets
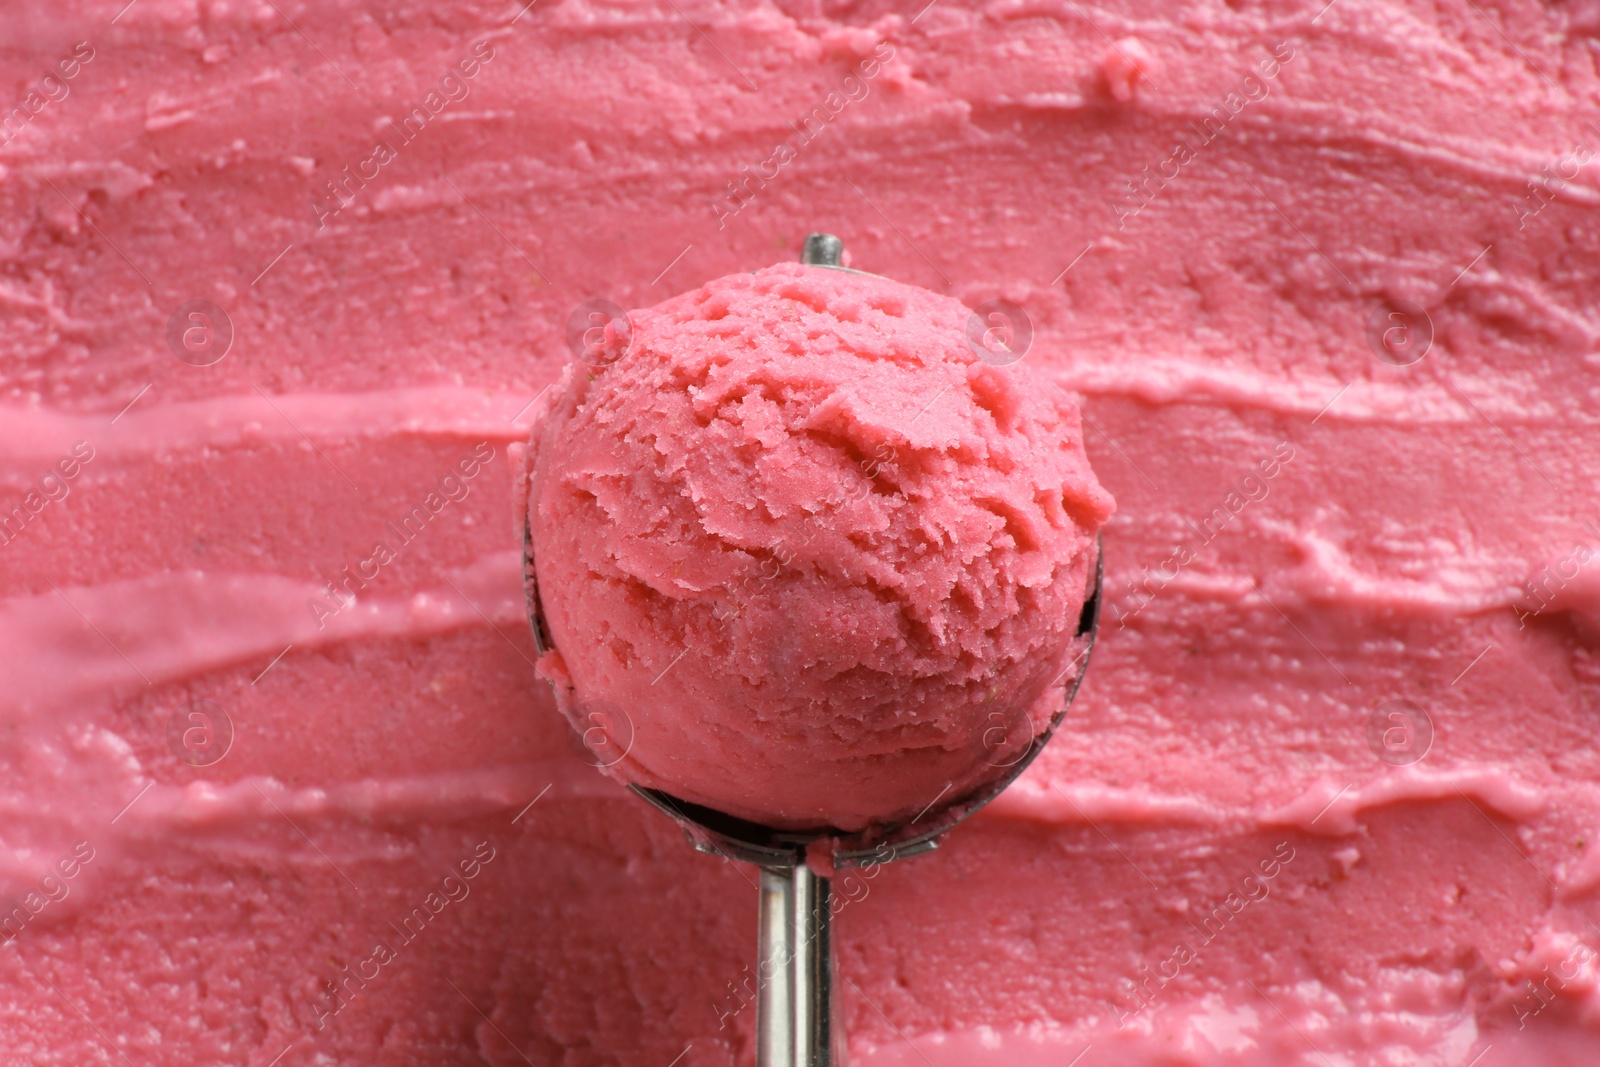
307,442,495,628
1115,842,1297,1026
711,43,896,229
1114,439,1293,627
1515,123,1600,230
1514,518,1600,627
0,440,96,548
312,841,497,1032
311,40,497,228
0,40,95,146
1512,938,1600,1030
1,841,97,944
1111,40,1296,229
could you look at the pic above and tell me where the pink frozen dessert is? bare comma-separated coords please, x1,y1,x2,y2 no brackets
6,0,1599,1063
527,262,1112,831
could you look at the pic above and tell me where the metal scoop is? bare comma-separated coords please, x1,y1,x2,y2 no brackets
522,233,1103,1066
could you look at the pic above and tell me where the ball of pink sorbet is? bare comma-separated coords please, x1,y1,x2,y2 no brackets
527,262,1112,832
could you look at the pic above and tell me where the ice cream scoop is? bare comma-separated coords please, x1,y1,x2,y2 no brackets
523,235,1109,1065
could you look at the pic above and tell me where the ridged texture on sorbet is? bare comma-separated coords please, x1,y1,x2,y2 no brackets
529,262,1112,831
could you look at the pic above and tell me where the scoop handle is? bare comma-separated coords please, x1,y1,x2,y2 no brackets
758,864,844,1066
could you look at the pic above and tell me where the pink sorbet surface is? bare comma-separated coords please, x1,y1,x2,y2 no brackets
528,262,1112,831
3,1,1599,1064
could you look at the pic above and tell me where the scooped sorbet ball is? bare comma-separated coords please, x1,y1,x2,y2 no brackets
528,262,1113,832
